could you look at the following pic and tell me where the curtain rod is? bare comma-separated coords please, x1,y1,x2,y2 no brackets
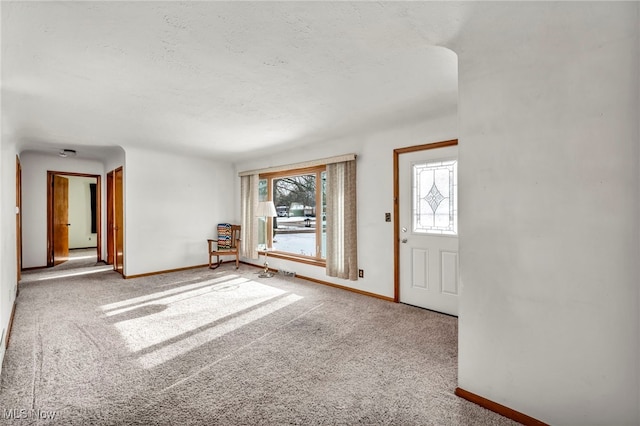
238,153,357,177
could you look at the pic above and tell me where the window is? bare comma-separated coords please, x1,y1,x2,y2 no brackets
413,159,457,235
240,153,356,277
259,166,326,263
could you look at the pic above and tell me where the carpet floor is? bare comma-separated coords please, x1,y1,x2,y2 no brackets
1,264,517,425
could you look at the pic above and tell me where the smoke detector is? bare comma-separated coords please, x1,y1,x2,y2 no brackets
59,149,77,158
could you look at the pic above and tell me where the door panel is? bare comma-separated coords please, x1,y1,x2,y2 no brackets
412,248,429,289
441,251,459,295
114,167,124,274
53,175,69,266
399,145,459,316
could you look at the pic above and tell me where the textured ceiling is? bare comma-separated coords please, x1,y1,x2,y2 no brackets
2,2,463,162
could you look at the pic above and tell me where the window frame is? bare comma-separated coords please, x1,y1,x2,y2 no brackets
259,165,326,267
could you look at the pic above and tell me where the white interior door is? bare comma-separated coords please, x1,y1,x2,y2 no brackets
399,145,459,316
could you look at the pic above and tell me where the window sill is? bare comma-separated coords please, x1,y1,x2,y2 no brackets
258,250,326,268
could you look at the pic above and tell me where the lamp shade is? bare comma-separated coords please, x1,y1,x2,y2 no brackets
256,201,277,217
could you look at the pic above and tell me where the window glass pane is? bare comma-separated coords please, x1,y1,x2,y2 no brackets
258,179,268,202
413,160,457,235
272,174,317,256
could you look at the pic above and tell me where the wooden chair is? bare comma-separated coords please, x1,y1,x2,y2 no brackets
208,224,241,269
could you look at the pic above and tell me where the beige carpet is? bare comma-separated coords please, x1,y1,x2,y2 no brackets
1,264,517,425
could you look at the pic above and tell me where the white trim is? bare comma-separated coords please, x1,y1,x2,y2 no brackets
238,154,357,177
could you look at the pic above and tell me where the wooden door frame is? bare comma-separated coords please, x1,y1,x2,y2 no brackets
112,166,124,275
47,171,102,266
16,156,22,283
106,170,115,266
393,139,458,303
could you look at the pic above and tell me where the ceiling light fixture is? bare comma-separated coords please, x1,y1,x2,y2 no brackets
59,149,77,158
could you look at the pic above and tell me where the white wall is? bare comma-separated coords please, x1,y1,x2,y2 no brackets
234,112,457,298
0,140,18,376
67,176,98,249
123,147,235,276
20,152,104,268
104,147,125,175
453,3,639,425
0,0,13,370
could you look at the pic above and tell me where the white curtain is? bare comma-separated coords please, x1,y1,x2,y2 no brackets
240,174,259,260
326,160,358,280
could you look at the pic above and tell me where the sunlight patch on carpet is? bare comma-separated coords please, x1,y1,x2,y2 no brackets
66,255,98,260
100,274,242,313
110,278,301,356
139,292,303,369
32,265,114,281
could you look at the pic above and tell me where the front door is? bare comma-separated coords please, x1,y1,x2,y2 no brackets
398,143,459,316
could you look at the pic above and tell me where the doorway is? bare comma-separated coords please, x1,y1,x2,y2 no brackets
47,171,102,268
394,140,459,316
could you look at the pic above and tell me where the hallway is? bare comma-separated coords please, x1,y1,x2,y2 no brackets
21,249,112,283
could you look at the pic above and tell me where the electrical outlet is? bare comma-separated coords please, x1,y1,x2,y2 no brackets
358,269,364,278
385,213,391,222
